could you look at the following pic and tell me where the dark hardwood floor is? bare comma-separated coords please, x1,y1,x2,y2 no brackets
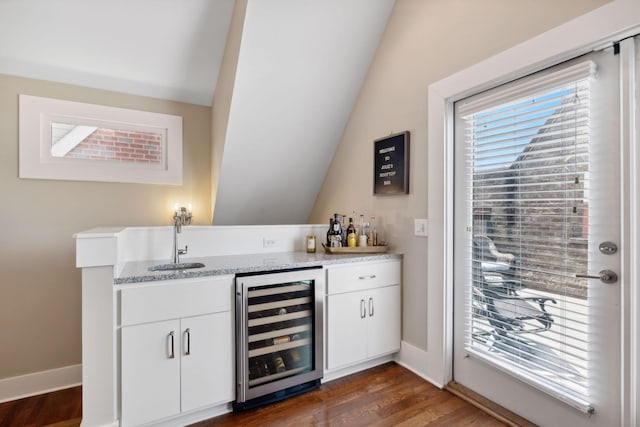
0,385,81,427
0,363,505,426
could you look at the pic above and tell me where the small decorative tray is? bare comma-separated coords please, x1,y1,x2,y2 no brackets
321,243,389,254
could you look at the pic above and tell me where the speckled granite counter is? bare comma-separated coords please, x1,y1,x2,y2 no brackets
115,251,402,284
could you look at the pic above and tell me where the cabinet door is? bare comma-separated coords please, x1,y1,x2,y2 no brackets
181,312,233,412
366,285,401,358
121,319,181,427
326,291,367,370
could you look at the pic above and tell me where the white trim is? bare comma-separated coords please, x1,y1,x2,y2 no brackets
427,0,640,414
322,354,395,383
396,340,445,388
19,95,183,185
0,364,81,403
619,36,639,427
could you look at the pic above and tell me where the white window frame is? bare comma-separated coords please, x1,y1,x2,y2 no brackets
426,1,640,425
19,95,183,185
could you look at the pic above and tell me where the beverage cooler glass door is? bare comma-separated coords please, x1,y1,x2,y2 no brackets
235,267,324,404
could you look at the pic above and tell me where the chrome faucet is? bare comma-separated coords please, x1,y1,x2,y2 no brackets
172,208,189,264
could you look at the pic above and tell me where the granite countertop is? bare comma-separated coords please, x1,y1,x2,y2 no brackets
115,251,402,284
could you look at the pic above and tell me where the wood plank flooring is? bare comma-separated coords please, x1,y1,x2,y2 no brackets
0,363,506,426
0,385,81,427
191,363,505,426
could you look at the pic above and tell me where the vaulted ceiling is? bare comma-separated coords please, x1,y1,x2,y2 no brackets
0,0,395,225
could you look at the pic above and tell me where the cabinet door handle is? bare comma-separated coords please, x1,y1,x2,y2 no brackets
167,331,175,359
360,299,366,318
369,297,374,317
358,274,376,280
184,328,191,356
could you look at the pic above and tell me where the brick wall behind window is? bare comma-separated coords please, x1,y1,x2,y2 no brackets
66,128,162,164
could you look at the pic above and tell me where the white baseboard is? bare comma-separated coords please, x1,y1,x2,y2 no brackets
395,340,446,388
322,354,395,383
0,364,82,403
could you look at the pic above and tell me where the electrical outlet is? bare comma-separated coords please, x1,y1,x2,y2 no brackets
414,219,428,237
263,238,278,248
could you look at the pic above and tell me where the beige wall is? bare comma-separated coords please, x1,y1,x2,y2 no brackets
0,74,211,379
308,0,610,350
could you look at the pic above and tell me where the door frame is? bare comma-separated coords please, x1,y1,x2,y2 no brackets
425,1,640,424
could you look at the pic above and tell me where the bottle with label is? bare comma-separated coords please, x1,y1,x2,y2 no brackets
306,235,316,253
330,214,343,247
272,353,286,373
340,214,348,246
326,218,334,246
347,217,357,247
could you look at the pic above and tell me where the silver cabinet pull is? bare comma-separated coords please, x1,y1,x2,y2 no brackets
368,297,374,317
358,274,376,280
184,328,191,356
167,331,175,359
576,269,618,284
360,299,366,318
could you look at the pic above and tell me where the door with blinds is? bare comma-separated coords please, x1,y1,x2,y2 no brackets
453,48,621,426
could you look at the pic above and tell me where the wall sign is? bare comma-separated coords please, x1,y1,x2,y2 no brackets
374,131,410,195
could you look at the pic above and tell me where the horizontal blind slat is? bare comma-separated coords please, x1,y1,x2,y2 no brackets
458,60,594,410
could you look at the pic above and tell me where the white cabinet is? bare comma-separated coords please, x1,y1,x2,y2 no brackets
118,276,233,427
326,260,401,370
121,319,181,426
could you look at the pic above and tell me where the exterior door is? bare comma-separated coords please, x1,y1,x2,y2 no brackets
453,47,622,426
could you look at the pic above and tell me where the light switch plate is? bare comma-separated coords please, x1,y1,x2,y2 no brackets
414,219,428,237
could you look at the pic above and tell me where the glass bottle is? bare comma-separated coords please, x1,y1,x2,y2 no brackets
369,216,377,246
347,217,357,248
332,214,343,247
306,235,316,253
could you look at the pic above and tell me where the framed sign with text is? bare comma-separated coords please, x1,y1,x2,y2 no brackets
373,131,410,195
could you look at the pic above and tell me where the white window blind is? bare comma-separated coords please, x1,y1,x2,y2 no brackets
455,60,596,413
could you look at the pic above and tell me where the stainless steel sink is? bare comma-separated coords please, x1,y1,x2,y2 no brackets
148,262,205,272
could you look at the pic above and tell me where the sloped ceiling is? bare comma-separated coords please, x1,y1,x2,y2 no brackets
0,0,234,105
213,0,395,224
0,0,395,225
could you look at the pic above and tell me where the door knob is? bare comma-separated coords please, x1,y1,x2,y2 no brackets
576,269,618,284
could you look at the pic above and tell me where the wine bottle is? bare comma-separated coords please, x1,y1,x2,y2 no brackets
347,217,357,247
329,214,343,247
272,353,286,373
326,218,334,246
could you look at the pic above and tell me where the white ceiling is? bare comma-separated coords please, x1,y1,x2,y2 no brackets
213,0,395,225
0,0,234,105
1,0,395,225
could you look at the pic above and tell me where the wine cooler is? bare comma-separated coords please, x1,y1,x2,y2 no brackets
234,267,324,410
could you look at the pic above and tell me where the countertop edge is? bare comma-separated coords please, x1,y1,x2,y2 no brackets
114,252,402,285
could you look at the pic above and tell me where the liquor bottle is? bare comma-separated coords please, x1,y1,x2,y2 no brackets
330,214,343,247
369,216,377,246
347,217,357,247
326,218,334,246
333,214,343,236
306,235,316,253
340,214,348,246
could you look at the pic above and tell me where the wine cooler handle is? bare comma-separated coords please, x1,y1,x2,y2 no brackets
168,331,175,359
369,297,374,317
184,328,191,356
360,299,366,318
